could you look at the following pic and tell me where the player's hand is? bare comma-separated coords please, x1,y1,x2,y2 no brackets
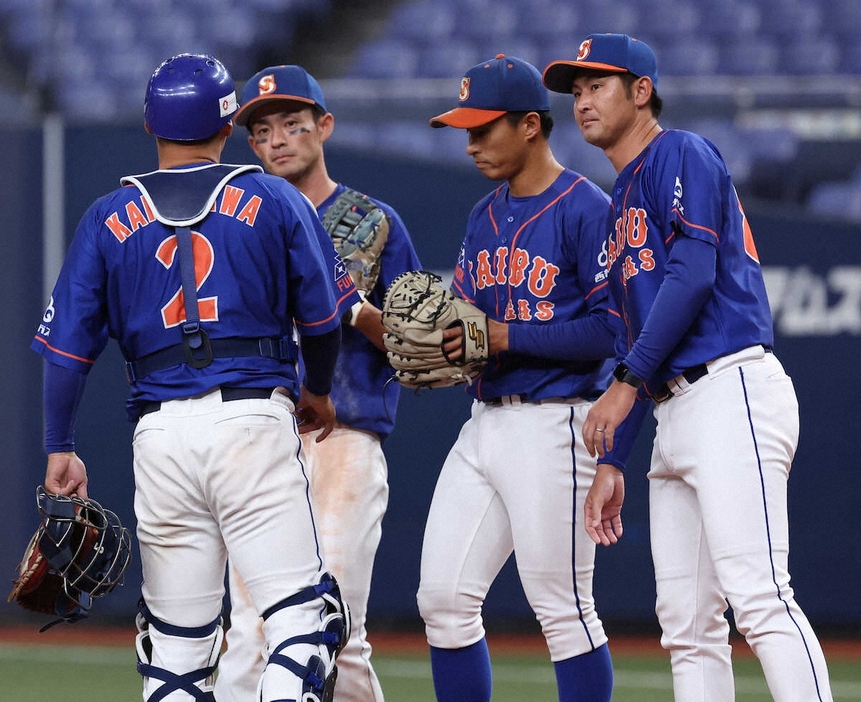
441,325,463,361
583,380,638,457
45,451,89,499
584,463,625,546
352,301,388,353
295,387,337,442
442,318,507,359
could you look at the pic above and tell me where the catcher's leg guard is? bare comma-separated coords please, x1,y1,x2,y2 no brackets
258,572,350,702
135,600,224,701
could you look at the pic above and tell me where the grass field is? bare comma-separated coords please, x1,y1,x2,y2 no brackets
1,630,859,701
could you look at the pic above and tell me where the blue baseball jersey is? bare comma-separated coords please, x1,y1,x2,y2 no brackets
605,129,774,390
32,164,357,420
452,169,614,401
307,184,422,439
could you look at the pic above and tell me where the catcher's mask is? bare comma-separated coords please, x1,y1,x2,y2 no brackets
15,487,132,628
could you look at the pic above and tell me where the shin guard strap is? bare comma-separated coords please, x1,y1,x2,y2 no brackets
137,661,217,702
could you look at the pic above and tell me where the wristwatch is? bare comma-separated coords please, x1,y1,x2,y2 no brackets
613,362,644,389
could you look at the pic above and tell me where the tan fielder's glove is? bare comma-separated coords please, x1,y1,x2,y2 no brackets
321,188,390,296
381,270,488,389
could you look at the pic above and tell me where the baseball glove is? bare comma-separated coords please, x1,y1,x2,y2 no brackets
381,270,489,389
7,530,67,617
8,487,132,628
321,188,390,296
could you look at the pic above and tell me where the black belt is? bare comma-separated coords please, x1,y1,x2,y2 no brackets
483,393,527,406
125,337,297,383
652,364,709,403
482,394,574,407
138,386,276,418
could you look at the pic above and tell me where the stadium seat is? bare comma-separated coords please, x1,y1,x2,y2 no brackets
453,2,520,42
720,36,780,75
821,0,861,40
578,1,641,36
697,2,761,39
417,40,483,79
634,0,701,41
375,120,440,159
758,1,823,41
657,38,719,76
837,42,861,74
517,0,583,42
780,35,841,75
348,40,420,79
387,0,457,42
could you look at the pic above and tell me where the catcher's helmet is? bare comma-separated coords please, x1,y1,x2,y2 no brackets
144,53,238,141
18,487,133,626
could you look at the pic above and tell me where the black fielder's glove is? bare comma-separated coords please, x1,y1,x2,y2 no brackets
381,270,489,389
321,188,390,296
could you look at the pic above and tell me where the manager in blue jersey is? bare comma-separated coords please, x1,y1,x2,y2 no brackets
418,54,617,702
31,54,356,702
544,34,834,702
215,65,422,702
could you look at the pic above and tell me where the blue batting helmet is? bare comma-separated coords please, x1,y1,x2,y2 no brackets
144,53,238,141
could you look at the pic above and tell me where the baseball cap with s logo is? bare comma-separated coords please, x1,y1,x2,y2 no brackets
234,65,328,127
429,54,550,129
542,33,659,94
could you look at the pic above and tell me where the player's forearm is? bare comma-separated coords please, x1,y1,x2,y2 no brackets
596,396,650,470
300,327,341,396
625,235,716,381
507,313,616,360
352,301,387,353
43,361,87,454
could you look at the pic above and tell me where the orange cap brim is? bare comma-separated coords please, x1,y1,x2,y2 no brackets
429,107,507,129
542,61,626,93
234,94,318,127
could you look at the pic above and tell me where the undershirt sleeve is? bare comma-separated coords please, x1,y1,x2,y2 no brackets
508,313,616,361
300,327,341,396
624,234,717,381
43,361,87,453
598,395,651,471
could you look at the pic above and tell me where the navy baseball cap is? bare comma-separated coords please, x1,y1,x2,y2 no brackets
429,54,550,129
234,65,327,127
543,33,658,94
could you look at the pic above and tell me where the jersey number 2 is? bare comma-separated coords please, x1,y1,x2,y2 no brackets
156,232,218,329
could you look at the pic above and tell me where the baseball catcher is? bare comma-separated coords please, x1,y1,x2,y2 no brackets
381,270,489,388
8,486,132,629
321,187,390,298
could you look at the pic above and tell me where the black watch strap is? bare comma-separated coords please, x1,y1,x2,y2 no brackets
613,362,644,389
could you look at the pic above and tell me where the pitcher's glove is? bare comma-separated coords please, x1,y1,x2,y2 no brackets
381,270,489,389
322,188,390,295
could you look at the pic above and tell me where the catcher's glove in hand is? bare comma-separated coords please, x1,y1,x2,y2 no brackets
381,270,488,389
322,188,389,296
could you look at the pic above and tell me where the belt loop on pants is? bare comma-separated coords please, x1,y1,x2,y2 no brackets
137,386,276,419
482,394,527,407
652,364,709,403
651,345,767,403
481,394,578,407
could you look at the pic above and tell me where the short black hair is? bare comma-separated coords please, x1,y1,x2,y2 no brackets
246,101,328,132
504,110,554,138
617,72,663,119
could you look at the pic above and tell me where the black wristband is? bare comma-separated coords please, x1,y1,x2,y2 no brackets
613,362,644,389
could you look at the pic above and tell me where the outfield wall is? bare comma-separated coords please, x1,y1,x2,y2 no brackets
1,123,859,635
